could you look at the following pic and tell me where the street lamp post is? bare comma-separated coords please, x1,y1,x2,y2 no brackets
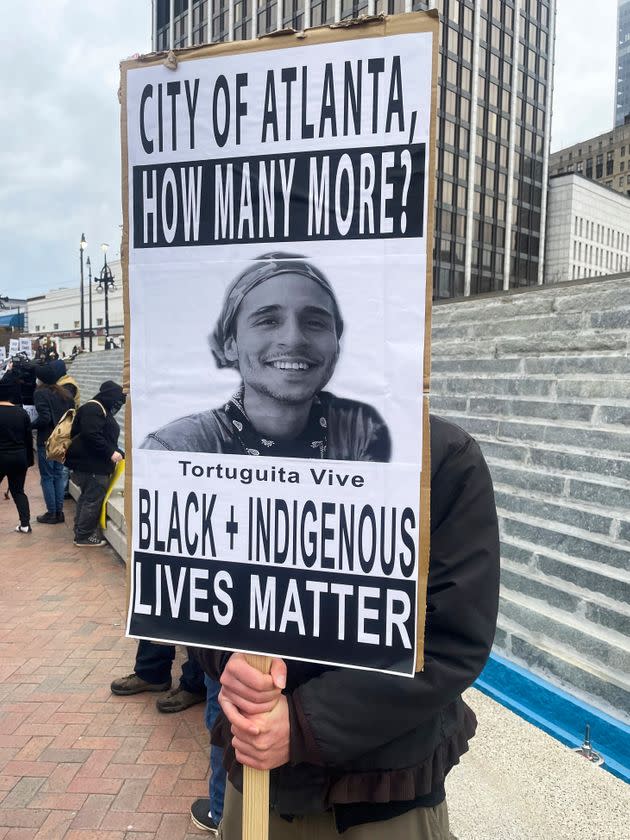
95,243,115,349
79,233,87,350
86,256,93,352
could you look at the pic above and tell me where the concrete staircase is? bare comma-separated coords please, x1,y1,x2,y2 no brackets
66,350,126,555
67,349,125,448
430,274,630,722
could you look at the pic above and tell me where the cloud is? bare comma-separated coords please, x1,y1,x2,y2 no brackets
0,1,150,298
551,0,617,150
0,1,619,298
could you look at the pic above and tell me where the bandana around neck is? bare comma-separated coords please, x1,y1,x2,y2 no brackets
224,388,327,458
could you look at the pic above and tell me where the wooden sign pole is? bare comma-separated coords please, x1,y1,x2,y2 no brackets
242,654,273,840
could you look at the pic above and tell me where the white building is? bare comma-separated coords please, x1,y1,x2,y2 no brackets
26,260,124,357
544,174,630,284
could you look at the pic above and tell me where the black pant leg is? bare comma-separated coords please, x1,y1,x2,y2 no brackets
73,472,110,540
179,648,206,694
7,466,30,526
134,639,175,684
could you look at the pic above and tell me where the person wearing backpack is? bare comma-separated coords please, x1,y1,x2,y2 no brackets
0,372,34,533
65,380,125,547
32,361,74,524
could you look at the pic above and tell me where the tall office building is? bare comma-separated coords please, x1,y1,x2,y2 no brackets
151,1,556,299
616,0,630,127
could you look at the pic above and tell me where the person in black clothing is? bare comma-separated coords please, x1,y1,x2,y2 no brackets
197,416,500,840
65,380,125,547
32,361,74,524
0,374,34,533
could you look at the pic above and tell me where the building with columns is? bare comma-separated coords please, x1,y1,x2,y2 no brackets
149,0,556,299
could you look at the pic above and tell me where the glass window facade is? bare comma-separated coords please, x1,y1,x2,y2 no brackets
151,0,554,299
616,0,630,126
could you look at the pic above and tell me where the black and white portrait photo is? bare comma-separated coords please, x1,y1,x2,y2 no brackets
142,254,391,462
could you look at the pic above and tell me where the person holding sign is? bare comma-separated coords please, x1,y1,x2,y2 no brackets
194,416,499,839
142,254,391,462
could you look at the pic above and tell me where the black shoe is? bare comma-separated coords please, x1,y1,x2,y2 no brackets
110,673,171,696
56,511,65,523
74,535,107,547
190,799,218,834
156,687,206,714
36,511,58,524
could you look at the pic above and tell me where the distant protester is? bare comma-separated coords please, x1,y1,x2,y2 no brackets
32,361,74,524
0,372,34,533
65,380,125,547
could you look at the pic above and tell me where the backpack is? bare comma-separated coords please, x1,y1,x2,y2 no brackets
45,400,105,464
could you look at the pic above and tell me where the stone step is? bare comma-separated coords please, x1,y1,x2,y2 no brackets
431,353,630,377
432,329,628,357
493,486,620,539
433,304,630,337
522,354,630,377
473,436,630,484
498,512,630,572
432,279,630,323
432,311,588,343
500,559,630,640
431,375,630,407
435,411,630,456
498,589,630,672
556,379,630,402
431,357,526,375
488,459,630,511
446,396,630,426
437,395,602,424
431,377,555,398
500,536,630,605
433,275,628,318
494,614,630,721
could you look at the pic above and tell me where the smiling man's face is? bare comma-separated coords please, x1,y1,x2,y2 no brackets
224,272,340,406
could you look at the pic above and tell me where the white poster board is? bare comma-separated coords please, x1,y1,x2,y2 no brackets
122,15,436,677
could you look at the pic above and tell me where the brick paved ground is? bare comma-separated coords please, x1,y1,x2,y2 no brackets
0,468,208,839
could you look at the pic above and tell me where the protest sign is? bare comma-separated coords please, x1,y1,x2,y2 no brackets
18,338,33,359
121,13,437,678
9,339,19,356
0,347,6,364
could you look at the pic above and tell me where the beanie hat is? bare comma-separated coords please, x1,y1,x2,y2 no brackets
36,359,67,385
0,372,22,404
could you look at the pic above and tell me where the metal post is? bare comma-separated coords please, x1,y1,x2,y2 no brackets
87,257,93,352
79,233,86,349
104,254,111,341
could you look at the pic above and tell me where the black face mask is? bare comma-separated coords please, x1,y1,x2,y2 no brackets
110,400,124,415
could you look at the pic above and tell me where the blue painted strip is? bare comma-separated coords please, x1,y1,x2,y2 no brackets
474,651,630,784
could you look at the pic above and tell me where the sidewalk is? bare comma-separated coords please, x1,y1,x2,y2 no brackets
0,468,208,839
1,469,628,839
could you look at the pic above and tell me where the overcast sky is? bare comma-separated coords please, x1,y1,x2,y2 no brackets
0,0,620,299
